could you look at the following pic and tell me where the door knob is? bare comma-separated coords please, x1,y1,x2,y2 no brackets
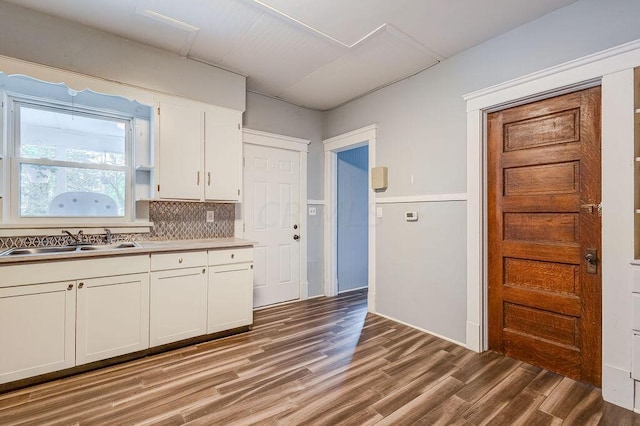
293,234,300,241
585,248,598,274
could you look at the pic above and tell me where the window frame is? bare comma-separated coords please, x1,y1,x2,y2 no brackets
7,94,135,224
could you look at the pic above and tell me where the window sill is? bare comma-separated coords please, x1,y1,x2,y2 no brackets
0,221,153,237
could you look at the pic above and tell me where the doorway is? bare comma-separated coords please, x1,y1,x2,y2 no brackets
487,87,602,386
337,146,369,293
323,125,376,310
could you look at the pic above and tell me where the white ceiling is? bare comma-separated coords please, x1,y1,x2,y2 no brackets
3,0,577,110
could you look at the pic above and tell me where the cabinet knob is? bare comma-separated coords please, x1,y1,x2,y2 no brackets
78,283,84,289
67,284,73,291
231,253,235,259
179,258,183,264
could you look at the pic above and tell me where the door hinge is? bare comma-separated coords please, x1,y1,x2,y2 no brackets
238,189,241,196
243,157,245,167
157,184,160,192
238,123,240,130
243,223,245,232
157,107,160,116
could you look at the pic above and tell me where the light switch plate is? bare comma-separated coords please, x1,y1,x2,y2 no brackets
206,211,215,222
308,206,317,216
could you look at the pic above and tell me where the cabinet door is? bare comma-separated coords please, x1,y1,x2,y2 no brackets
76,273,150,365
158,100,203,200
208,263,253,334
204,106,242,201
0,281,76,384
150,267,208,346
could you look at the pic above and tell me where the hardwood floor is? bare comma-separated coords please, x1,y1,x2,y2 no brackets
0,289,638,425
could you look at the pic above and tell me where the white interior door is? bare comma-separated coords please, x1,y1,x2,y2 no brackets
244,144,301,307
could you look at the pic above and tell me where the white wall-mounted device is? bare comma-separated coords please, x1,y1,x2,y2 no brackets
405,211,418,221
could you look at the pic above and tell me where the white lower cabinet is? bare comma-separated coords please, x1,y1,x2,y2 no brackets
208,248,253,334
76,273,150,365
0,255,149,385
0,281,76,384
150,251,208,346
0,246,253,386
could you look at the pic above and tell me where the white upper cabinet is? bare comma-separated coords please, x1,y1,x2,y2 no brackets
157,98,242,202
158,100,204,200
205,106,242,201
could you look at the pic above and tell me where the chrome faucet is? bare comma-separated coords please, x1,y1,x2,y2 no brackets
104,228,113,244
62,230,84,244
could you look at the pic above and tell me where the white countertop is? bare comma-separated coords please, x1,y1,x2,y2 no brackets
0,238,255,265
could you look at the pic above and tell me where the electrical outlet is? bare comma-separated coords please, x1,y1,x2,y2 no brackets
206,211,215,223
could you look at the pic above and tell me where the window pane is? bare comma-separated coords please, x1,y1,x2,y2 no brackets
19,105,126,166
19,164,125,217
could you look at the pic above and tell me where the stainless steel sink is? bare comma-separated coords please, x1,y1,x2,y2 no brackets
1,246,79,256
0,242,140,256
78,242,140,251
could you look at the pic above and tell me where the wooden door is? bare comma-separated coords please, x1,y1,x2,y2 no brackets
488,87,602,386
244,143,301,308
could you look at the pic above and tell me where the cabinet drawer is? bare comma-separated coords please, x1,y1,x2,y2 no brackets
151,251,207,271
208,247,253,266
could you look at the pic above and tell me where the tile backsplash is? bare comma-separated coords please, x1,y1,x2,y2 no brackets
0,201,235,249
147,201,234,240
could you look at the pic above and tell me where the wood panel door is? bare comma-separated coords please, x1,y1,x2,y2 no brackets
488,87,602,386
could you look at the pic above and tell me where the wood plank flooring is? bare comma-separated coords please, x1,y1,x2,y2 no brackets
0,289,638,425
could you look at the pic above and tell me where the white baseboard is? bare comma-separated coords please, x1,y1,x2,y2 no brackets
466,321,482,353
602,363,634,410
338,285,368,294
374,311,466,348
368,291,376,313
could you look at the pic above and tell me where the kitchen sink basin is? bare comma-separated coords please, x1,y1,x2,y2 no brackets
78,242,140,251
0,242,140,256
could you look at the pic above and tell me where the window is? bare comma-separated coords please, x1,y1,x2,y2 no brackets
10,98,132,220
0,72,152,226
15,102,130,218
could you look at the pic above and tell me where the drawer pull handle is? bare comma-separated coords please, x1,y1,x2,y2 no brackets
202,268,206,274
67,284,73,291
78,283,84,289
179,258,183,264
231,254,235,259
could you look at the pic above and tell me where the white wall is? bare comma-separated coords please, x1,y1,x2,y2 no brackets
244,92,325,296
337,146,368,293
0,2,245,111
325,0,640,354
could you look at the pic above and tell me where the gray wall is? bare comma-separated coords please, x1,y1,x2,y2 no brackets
243,92,325,297
324,0,640,342
0,2,245,111
337,146,368,293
